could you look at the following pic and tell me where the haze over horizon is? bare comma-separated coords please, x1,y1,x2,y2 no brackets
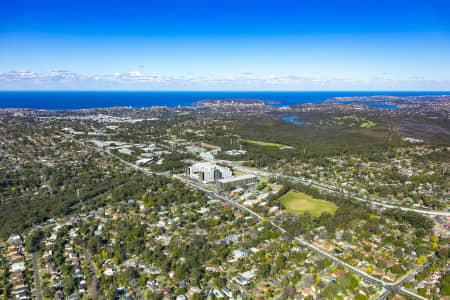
1,0,450,91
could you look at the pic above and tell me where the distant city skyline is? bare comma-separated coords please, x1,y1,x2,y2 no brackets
1,0,449,90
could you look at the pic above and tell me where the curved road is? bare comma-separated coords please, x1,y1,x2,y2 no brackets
68,134,429,299
211,157,449,217
176,176,428,299
233,163,449,217
73,133,449,217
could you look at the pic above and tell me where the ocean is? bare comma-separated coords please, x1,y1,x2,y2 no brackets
0,91,448,110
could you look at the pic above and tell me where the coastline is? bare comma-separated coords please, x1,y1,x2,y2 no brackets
0,91,449,110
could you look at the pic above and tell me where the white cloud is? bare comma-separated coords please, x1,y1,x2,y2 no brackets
0,69,449,90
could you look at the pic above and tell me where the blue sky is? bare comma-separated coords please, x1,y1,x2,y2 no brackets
1,0,449,90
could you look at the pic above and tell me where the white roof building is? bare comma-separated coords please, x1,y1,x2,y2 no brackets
188,162,232,183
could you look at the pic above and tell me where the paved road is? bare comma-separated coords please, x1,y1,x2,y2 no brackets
176,177,429,300
393,260,432,300
69,134,428,299
393,260,431,288
83,139,424,299
375,290,391,300
209,157,449,217
83,248,103,300
282,174,449,217
72,133,448,217
176,176,386,286
398,287,428,300
32,252,43,300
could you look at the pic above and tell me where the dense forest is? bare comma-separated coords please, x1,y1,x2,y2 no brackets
0,170,152,239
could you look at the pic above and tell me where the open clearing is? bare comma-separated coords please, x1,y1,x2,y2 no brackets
360,120,376,128
280,190,338,217
245,139,290,148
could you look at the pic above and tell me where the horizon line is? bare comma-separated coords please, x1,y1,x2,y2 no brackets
1,90,450,93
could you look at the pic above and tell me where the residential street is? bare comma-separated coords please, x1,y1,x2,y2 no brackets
32,252,43,300
69,133,438,300
83,248,103,300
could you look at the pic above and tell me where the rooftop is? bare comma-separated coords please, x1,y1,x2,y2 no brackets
217,174,257,184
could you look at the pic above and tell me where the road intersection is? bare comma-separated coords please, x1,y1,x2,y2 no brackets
69,134,433,300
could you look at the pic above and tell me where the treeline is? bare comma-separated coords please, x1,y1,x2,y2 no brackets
382,208,434,232
82,174,170,211
265,184,290,207
185,116,395,168
287,180,355,207
151,152,196,173
82,179,214,292
423,148,450,162
278,180,434,238
0,171,136,239
232,117,392,154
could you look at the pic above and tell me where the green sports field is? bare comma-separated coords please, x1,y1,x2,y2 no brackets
280,190,338,217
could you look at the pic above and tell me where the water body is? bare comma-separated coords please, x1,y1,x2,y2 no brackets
0,91,448,110
282,116,305,125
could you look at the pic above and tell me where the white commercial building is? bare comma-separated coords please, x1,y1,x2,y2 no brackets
216,174,258,190
187,162,232,183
